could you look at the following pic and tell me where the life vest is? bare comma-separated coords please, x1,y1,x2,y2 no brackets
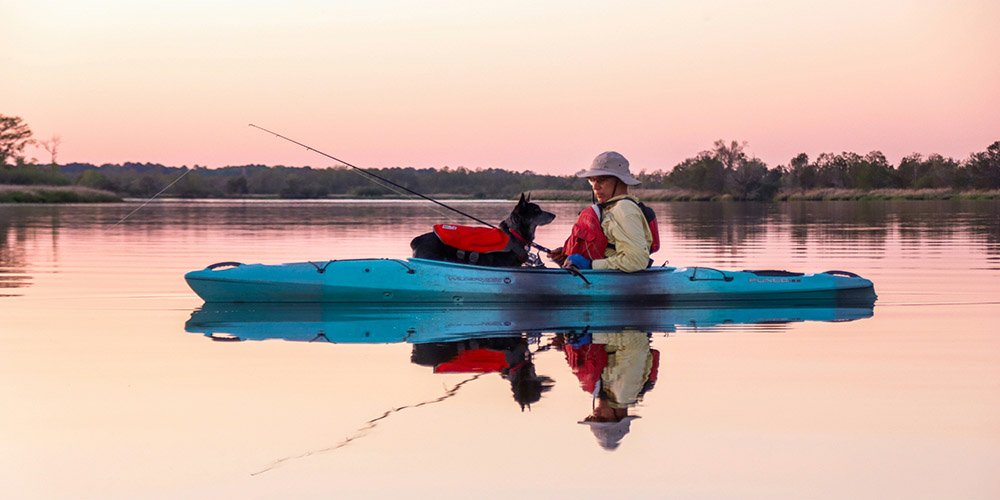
634,201,660,254
641,348,661,395
562,205,608,260
563,343,609,394
433,224,510,253
433,348,509,373
562,199,660,258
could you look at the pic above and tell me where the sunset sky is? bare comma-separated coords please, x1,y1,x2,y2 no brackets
4,1,998,175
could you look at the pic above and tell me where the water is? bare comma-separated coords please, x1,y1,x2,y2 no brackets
2,199,998,499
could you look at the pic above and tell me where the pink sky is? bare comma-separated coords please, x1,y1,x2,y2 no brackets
3,1,998,175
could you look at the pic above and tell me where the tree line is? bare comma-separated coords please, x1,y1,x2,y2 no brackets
2,114,998,200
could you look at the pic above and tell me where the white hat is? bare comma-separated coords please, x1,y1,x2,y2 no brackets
575,151,641,186
578,416,641,451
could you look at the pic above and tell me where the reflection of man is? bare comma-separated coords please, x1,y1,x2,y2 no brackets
561,331,659,450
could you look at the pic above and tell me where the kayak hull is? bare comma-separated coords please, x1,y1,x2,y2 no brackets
184,258,876,305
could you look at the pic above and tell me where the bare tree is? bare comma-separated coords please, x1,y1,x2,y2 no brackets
39,134,62,166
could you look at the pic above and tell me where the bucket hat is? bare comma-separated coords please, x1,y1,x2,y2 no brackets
578,415,641,450
575,151,641,186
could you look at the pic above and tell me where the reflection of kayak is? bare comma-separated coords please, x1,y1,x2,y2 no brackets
183,301,875,344
184,258,876,304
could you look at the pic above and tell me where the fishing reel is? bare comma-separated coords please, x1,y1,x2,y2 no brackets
524,251,546,268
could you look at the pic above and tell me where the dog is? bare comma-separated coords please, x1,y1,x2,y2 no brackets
410,193,555,267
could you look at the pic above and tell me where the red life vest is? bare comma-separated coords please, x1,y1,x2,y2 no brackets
562,206,609,260
433,348,509,373
563,343,609,393
433,224,510,253
562,200,660,258
647,349,660,385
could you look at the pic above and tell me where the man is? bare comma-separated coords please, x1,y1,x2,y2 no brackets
548,151,653,272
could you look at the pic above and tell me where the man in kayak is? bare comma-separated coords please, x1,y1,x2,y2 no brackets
548,151,653,272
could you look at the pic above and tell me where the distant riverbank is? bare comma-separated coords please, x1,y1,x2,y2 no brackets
1,184,997,203
0,185,121,203
534,188,1000,202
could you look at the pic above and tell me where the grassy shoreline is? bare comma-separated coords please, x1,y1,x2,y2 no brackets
0,185,122,203
1,184,997,203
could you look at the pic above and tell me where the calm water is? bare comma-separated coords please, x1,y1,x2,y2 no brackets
2,199,998,499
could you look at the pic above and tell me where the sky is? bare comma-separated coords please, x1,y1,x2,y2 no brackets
3,0,999,175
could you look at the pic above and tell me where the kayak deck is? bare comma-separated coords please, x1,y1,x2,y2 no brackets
185,258,876,304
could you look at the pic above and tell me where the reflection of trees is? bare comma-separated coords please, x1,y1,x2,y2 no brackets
652,199,999,264
786,201,890,251
655,201,909,260
0,206,32,294
660,202,774,245
107,201,517,232
957,201,1000,263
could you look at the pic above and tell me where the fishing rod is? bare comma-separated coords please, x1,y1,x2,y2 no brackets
249,124,553,253
110,168,191,227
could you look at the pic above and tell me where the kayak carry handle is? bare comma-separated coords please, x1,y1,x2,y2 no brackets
823,270,861,278
206,261,243,270
207,332,242,341
388,259,416,274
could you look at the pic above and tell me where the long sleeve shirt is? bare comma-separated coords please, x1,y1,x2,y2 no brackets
592,195,652,272
592,331,654,409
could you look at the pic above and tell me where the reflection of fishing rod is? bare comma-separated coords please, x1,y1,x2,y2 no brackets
250,124,552,252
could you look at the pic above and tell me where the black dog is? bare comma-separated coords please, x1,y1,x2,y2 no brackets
410,193,555,267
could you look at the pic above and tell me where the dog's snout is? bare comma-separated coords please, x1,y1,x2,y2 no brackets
538,212,556,225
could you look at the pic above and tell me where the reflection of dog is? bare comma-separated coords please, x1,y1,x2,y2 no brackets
410,193,555,267
411,336,554,410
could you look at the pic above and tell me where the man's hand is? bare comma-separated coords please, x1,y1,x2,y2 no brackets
546,246,567,265
565,254,592,269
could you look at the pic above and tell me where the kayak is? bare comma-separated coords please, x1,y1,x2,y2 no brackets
184,302,875,344
184,258,876,304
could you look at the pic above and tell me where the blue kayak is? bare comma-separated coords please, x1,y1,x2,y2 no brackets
184,302,875,344
184,258,876,304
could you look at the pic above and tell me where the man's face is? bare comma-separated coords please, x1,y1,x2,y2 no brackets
587,175,618,203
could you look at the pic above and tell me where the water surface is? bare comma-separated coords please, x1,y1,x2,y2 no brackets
2,199,998,499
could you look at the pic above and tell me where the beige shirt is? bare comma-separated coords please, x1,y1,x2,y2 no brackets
593,331,654,409
592,195,653,272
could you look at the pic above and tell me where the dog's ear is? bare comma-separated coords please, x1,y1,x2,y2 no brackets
525,192,531,202
518,192,527,205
